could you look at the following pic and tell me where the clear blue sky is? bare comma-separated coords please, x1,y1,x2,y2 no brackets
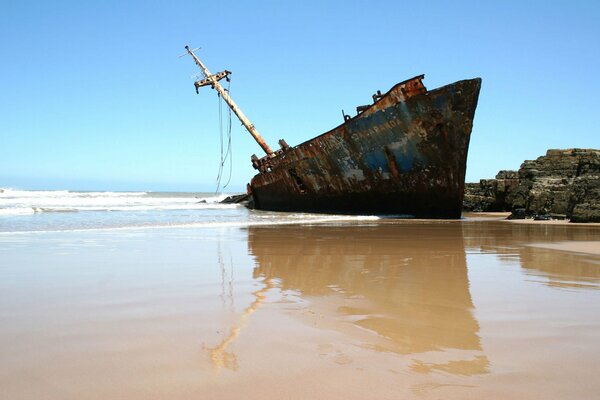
1,0,598,192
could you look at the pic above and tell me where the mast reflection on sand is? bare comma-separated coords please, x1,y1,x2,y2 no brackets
204,277,274,371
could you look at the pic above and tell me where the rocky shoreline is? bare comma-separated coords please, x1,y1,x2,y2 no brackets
464,149,600,222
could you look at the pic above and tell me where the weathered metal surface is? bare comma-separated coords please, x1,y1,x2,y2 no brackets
194,70,230,92
249,76,482,218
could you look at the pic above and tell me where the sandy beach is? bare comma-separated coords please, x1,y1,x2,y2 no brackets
1,216,599,399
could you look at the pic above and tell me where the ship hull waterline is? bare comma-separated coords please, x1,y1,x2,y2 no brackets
249,78,482,218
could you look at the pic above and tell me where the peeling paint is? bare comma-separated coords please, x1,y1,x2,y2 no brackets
249,76,482,218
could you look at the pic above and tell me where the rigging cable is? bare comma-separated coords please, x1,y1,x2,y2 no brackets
223,79,233,189
215,78,233,192
216,87,224,192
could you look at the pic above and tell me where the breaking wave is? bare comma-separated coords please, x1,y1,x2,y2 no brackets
0,189,233,216
0,188,382,234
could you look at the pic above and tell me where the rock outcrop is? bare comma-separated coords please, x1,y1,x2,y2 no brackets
464,149,600,222
463,170,519,212
220,193,255,208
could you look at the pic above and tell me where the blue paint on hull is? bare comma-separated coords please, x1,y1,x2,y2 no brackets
250,78,482,217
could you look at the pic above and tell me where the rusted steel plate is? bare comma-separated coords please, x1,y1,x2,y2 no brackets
249,77,482,218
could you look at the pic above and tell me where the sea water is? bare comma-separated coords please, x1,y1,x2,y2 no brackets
0,189,379,233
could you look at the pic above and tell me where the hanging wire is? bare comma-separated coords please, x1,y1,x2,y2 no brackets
215,78,233,192
223,79,233,189
215,90,224,193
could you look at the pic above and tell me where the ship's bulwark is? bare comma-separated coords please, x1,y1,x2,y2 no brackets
249,78,482,218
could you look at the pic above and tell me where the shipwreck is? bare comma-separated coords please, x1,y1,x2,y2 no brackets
184,46,481,218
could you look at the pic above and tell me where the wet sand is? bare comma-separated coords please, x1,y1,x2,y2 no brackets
1,218,600,399
528,241,600,255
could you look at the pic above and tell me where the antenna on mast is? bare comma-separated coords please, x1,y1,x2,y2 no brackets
178,47,200,58
182,46,274,157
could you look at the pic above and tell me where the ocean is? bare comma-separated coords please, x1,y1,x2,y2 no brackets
0,189,378,233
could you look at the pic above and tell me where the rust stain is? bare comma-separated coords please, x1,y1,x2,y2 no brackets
383,146,401,178
247,76,481,217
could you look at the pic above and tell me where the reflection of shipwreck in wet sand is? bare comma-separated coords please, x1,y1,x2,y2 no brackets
248,223,489,375
205,278,274,371
204,242,273,371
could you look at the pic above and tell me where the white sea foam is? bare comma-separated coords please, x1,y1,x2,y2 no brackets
0,207,36,216
0,189,382,234
0,189,231,214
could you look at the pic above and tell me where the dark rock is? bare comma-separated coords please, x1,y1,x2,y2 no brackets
463,183,494,212
571,203,600,223
463,170,518,212
569,175,600,222
513,149,600,222
465,149,600,222
220,193,250,204
508,208,527,219
549,213,567,220
533,214,551,221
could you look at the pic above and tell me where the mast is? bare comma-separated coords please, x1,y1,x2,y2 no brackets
184,46,274,157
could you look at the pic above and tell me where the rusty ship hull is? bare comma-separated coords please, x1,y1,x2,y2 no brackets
249,76,482,218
